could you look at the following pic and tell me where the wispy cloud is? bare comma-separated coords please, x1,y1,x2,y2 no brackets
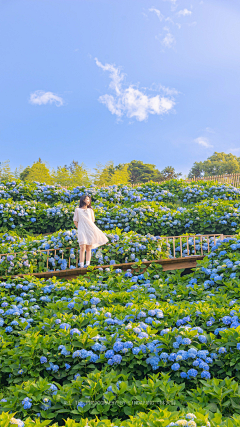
177,9,192,16
157,84,180,96
29,91,64,107
165,16,174,24
205,127,216,134
194,137,213,148
162,0,177,11
149,7,164,21
161,32,176,48
95,58,176,122
162,0,177,4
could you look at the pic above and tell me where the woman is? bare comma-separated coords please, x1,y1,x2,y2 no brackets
73,194,108,268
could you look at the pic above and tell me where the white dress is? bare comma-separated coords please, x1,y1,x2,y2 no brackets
73,207,109,249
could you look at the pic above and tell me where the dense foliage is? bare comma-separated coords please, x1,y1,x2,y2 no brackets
1,181,240,238
1,180,240,426
0,230,225,276
188,152,240,178
1,238,240,425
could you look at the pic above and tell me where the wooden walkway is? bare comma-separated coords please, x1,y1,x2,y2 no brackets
0,255,204,281
0,233,234,281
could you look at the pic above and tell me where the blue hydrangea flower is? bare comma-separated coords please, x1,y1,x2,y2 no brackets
171,363,180,371
22,397,32,410
187,369,198,378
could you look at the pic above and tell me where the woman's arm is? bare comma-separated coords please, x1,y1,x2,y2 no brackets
73,208,78,228
91,209,95,222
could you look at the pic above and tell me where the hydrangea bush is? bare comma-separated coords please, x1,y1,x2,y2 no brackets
0,237,240,424
0,228,227,276
1,179,240,426
1,198,240,236
0,179,239,205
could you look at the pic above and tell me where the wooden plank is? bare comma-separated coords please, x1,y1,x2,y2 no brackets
162,259,198,271
193,235,196,255
0,256,204,281
54,249,56,272
186,236,189,256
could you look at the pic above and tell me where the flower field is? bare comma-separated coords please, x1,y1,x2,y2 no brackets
1,180,240,426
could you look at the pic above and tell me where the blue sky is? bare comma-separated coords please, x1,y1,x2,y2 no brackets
1,0,240,176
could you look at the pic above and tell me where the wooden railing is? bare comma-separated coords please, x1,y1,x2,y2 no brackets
0,234,234,273
164,234,226,258
131,174,240,187
186,173,240,187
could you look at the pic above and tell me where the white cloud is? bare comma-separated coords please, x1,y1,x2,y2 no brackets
149,7,164,21
205,127,216,134
188,21,197,27
162,0,177,11
162,32,176,48
194,137,213,148
95,58,176,122
157,84,180,96
165,16,174,24
29,91,64,107
177,9,192,16
165,16,181,29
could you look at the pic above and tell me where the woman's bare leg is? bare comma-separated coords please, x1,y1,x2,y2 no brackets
86,245,92,265
80,244,86,267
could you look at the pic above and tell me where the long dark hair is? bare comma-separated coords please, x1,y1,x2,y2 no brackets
79,194,92,209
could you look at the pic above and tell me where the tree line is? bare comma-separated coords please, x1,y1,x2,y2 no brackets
0,159,181,186
188,152,240,178
1,152,239,186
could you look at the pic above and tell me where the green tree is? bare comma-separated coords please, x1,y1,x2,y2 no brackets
0,160,14,182
69,162,91,187
93,160,181,185
109,164,130,185
93,161,130,186
20,166,31,181
14,165,24,180
52,166,71,187
161,166,182,181
26,160,52,184
127,160,163,184
188,152,240,178
93,161,114,186
53,161,90,187
188,161,204,178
